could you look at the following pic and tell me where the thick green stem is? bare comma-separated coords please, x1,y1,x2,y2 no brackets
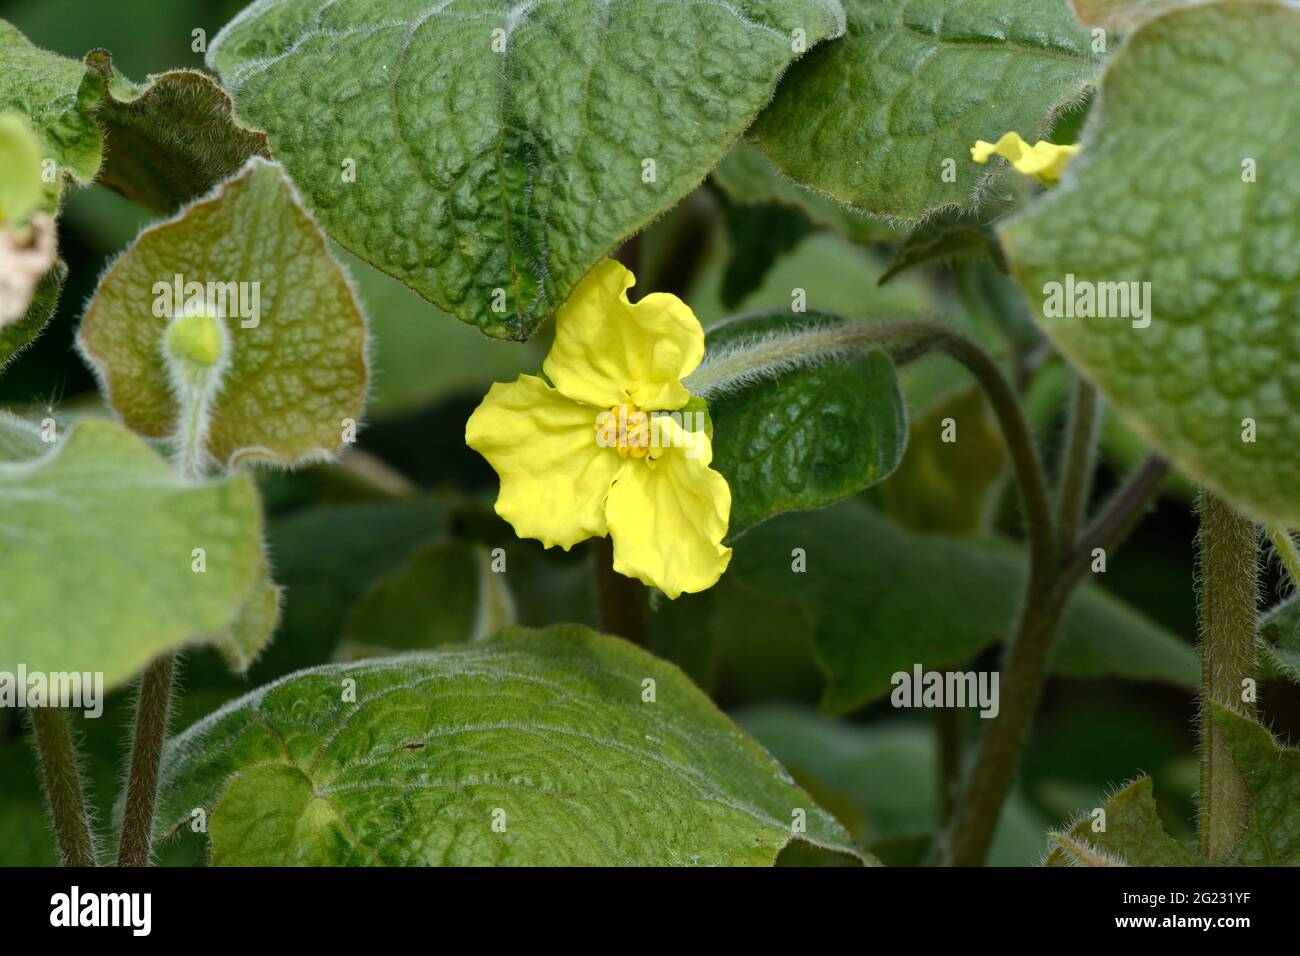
117,652,176,867
1197,493,1258,861
29,707,98,867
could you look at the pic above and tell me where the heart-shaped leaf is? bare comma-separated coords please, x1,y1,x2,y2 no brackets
752,0,1100,220
1002,0,1300,526
78,158,368,467
206,0,847,339
704,311,908,536
155,625,870,866
0,417,269,689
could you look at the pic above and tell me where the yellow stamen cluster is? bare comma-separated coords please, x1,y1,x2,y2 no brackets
604,403,651,459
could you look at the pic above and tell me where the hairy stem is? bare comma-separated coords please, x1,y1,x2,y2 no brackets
1197,493,1258,861
686,319,1055,571
29,707,98,867
117,652,176,867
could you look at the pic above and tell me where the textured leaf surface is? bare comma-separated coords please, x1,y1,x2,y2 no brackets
0,22,267,208
753,0,1099,219
207,0,847,339
86,53,272,214
79,158,368,467
732,500,1197,712
1044,777,1196,866
1003,1,1300,526
0,418,268,689
1214,704,1300,865
1071,0,1191,28
156,625,868,866
706,312,907,537
0,19,102,183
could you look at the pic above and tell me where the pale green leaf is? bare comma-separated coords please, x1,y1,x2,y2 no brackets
1214,704,1300,865
155,625,870,866
207,0,847,339
78,158,368,467
1002,0,1300,526
0,418,269,689
753,0,1100,220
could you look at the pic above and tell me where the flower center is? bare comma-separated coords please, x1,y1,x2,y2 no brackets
602,403,652,460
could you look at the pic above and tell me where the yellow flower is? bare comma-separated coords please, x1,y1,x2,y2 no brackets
465,259,732,599
971,132,1079,186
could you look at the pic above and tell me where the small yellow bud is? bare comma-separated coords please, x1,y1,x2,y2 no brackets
166,310,227,369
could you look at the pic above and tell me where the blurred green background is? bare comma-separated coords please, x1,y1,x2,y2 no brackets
1,0,1296,867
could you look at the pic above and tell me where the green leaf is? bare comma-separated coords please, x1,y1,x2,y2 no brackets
0,418,269,689
206,0,847,340
878,199,1016,285
1214,704,1300,865
155,624,870,866
1259,595,1300,684
338,539,515,659
0,110,47,225
1048,708,1300,866
752,0,1100,220
707,312,908,536
0,19,103,185
730,500,1197,712
0,259,63,372
1044,777,1197,866
84,52,271,215
737,705,1050,865
1002,0,1300,527
78,158,368,467
711,141,895,245
0,22,267,211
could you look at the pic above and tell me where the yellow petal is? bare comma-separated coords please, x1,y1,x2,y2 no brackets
544,259,704,412
604,415,732,599
971,132,1079,185
466,374,624,550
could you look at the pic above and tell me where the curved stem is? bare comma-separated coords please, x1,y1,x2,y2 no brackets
1055,377,1101,550
687,319,1055,572
1266,526,1300,590
117,652,176,866
29,707,98,867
